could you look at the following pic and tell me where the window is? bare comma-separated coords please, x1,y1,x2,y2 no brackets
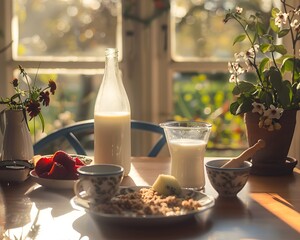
1,0,122,138
164,0,281,155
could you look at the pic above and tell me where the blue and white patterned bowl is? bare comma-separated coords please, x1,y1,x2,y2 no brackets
205,159,252,197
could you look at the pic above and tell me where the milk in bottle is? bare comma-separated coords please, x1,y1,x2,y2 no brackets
94,48,131,175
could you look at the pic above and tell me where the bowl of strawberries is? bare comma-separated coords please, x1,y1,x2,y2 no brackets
30,150,92,189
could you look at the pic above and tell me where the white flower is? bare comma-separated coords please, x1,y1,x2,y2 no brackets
234,52,246,62
234,45,259,72
263,105,283,119
246,44,259,59
252,102,266,115
228,62,245,83
275,11,289,27
229,74,237,83
235,7,243,14
291,19,300,31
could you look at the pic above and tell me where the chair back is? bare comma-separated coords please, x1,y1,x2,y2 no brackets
33,119,166,157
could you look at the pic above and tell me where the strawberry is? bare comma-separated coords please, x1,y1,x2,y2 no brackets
74,157,85,166
35,151,85,180
74,164,81,170
65,171,79,180
47,162,69,179
35,157,54,177
52,150,75,171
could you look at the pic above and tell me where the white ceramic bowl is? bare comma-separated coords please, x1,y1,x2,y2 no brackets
205,159,252,197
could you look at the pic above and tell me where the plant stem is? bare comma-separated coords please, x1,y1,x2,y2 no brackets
233,15,264,86
271,51,280,71
281,0,297,84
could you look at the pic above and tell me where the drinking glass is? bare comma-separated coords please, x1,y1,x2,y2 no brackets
160,121,212,190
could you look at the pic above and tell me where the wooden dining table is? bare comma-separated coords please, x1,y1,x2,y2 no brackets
0,156,300,240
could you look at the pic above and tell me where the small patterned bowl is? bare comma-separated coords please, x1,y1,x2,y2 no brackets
205,159,252,197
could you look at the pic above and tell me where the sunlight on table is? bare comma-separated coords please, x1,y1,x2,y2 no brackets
4,196,84,239
251,193,300,233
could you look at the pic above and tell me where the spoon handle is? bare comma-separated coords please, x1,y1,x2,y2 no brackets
221,139,265,168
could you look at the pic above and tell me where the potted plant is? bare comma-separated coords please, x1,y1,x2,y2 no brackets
0,65,57,161
224,1,300,175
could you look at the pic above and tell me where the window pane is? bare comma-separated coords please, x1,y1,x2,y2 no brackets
13,0,122,60
173,72,249,153
170,0,278,61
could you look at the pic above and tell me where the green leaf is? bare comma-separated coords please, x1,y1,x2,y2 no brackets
259,58,270,75
294,69,300,80
269,67,283,90
270,18,280,33
236,81,256,93
229,102,240,115
235,99,253,115
278,29,290,38
262,34,274,42
277,82,291,108
271,8,280,18
281,57,294,73
256,21,266,36
230,96,253,115
233,34,246,45
259,91,273,106
274,45,287,55
38,112,45,132
283,79,292,90
232,86,241,95
260,43,272,53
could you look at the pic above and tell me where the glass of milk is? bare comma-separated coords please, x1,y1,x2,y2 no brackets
160,121,212,190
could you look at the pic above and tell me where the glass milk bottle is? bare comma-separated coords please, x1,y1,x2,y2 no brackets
94,48,131,175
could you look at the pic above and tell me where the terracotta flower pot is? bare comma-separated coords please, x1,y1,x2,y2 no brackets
244,110,298,176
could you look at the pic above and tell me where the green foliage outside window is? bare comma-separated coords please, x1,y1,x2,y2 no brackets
173,72,248,152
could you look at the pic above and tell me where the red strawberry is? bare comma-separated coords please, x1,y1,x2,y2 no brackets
65,171,79,180
47,162,69,179
35,157,54,177
74,157,84,166
52,151,75,171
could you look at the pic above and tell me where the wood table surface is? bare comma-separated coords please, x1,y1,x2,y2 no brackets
0,157,300,240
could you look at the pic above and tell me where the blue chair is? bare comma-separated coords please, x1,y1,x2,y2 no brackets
33,119,166,157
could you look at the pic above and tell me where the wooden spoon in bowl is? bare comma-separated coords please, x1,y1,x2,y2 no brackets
221,139,265,168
